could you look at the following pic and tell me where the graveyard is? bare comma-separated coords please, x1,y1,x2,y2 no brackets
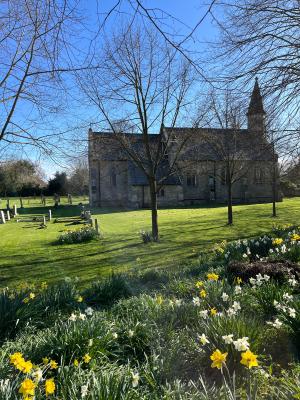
1,196,300,287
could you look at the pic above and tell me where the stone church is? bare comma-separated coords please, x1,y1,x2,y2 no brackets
88,79,280,208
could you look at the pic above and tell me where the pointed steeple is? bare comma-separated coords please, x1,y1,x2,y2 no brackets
247,78,266,134
247,77,265,115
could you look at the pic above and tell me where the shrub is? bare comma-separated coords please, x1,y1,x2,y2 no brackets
84,274,133,307
140,230,152,244
57,227,99,244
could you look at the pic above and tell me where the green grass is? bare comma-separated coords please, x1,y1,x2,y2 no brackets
0,197,300,288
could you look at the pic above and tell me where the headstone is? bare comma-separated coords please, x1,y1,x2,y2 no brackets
6,210,10,221
95,219,99,234
48,210,52,221
43,216,46,225
0,210,6,224
13,204,17,217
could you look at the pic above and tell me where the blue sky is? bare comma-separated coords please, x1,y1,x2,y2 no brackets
1,1,223,178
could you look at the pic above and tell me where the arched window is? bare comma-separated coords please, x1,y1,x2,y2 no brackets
187,174,197,187
254,167,264,184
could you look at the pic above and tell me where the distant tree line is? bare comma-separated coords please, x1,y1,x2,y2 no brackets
0,160,88,197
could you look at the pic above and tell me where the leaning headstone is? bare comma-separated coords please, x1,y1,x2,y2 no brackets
0,210,6,224
6,210,10,221
13,204,17,217
48,210,52,221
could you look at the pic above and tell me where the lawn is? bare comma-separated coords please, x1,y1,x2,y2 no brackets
0,197,300,288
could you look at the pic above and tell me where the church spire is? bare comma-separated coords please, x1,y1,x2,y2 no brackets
247,78,266,134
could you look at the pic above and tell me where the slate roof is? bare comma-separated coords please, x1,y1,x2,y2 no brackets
163,127,274,161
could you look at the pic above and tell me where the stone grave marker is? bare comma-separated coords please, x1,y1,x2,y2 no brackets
48,210,52,221
6,210,10,221
13,204,18,217
0,210,6,224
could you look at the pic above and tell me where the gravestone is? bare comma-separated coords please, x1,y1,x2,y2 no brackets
48,210,52,221
6,210,10,221
13,204,17,217
0,210,6,224
43,216,46,225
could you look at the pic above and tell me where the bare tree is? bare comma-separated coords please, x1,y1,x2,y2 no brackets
193,90,273,225
81,24,193,240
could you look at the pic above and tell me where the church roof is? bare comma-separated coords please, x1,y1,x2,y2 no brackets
247,78,265,115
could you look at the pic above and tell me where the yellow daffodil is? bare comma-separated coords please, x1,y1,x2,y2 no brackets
200,289,207,298
82,354,91,364
240,349,258,369
156,295,163,305
195,281,204,288
291,233,300,241
236,277,243,285
42,357,49,365
29,292,35,299
272,238,283,245
22,297,29,304
210,307,217,316
76,296,83,303
45,378,56,396
19,379,36,398
41,281,48,290
73,359,79,367
10,352,23,366
49,360,58,370
207,273,219,281
210,349,228,369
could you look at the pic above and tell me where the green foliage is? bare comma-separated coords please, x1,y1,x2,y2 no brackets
57,227,99,244
84,274,133,307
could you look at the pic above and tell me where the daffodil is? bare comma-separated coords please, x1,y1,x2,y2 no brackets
45,378,55,396
240,349,258,369
210,307,217,316
207,273,219,281
273,238,283,245
200,289,207,298
83,354,91,363
49,360,58,369
74,359,79,367
195,281,204,288
19,379,36,398
199,333,210,345
210,349,227,369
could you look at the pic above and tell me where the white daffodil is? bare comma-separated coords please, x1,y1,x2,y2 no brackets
175,299,183,306
131,371,140,388
234,285,242,295
81,384,89,398
78,313,86,321
192,297,201,306
128,330,134,338
232,301,241,312
242,253,248,259
288,307,296,318
283,293,293,302
221,292,229,302
32,368,43,382
85,307,94,316
199,333,210,345
199,310,208,319
112,332,118,339
69,313,77,322
233,337,249,351
267,318,282,329
222,334,234,344
288,278,297,287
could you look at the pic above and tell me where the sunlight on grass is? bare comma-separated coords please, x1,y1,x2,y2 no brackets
0,197,299,287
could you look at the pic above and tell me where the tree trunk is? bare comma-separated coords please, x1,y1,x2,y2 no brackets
149,177,159,241
227,181,233,225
